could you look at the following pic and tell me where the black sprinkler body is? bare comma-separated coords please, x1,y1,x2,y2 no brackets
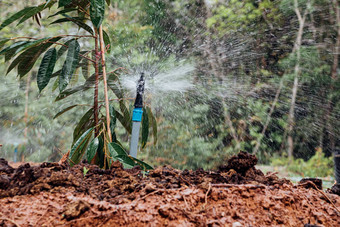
134,73,145,108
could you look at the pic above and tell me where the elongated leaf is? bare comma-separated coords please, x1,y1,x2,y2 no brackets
53,104,82,119
70,127,94,165
0,41,30,56
108,142,119,158
8,37,61,76
115,155,136,167
57,39,75,59
105,0,111,6
55,73,96,101
86,138,99,162
6,38,51,62
108,73,123,99
146,106,158,145
0,7,34,31
102,29,111,53
141,107,149,148
109,104,117,141
115,155,153,170
109,142,128,156
73,108,94,144
130,156,153,170
45,0,56,8
4,41,30,61
17,4,45,25
90,0,105,28
59,39,80,91
48,8,76,18
37,48,57,92
52,77,59,92
0,39,11,51
80,57,90,79
58,0,72,8
51,17,94,35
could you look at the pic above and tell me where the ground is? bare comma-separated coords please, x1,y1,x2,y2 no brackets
0,152,339,226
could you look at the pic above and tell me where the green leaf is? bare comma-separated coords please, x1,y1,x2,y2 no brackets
37,48,57,92
141,107,149,148
57,39,75,59
130,156,154,170
109,105,117,141
90,0,105,28
53,104,82,119
55,73,96,101
48,8,76,18
59,39,80,91
0,39,11,51
5,38,51,62
70,127,94,165
115,155,136,167
80,57,90,79
0,41,30,56
86,137,99,162
146,106,157,145
12,37,62,77
0,7,34,31
109,142,128,156
102,29,111,53
51,17,94,35
73,108,94,144
52,77,59,92
108,142,153,169
115,101,132,134
108,74,123,99
45,0,57,8
58,0,72,8
17,4,45,25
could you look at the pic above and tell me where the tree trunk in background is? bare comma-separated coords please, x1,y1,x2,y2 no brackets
325,0,340,152
287,0,307,160
22,73,31,162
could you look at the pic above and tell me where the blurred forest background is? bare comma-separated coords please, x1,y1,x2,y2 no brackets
0,0,339,178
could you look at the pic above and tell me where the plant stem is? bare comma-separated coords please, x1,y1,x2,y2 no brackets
94,29,99,137
99,25,112,142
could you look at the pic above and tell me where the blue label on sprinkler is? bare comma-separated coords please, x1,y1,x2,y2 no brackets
132,108,143,122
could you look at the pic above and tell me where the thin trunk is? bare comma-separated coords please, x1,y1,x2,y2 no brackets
22,73,31,162
253,78,283,155
325,0,340,152
99,25,112,142
287,0,307,160
94,29,99,136
91,29,100,165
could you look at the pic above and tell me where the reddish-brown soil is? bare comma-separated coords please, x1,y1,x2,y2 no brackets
0,152,339,226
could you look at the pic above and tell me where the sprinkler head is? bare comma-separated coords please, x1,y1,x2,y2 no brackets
134,73,145,108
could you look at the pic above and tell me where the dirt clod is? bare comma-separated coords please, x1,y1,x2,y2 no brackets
0,152,339,226
62,200,90,221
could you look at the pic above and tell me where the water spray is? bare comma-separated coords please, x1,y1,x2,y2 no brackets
129,73,145,158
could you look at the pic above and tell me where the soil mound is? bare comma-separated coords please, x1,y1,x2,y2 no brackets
0,152,339,226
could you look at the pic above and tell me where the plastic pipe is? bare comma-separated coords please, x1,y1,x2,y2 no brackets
129,73,145,158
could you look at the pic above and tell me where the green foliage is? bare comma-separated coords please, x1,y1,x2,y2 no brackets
83,166,89,176
37,48,57,92
0,0,156,169
271,149,334,177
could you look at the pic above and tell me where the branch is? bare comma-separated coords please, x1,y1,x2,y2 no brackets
253,78,284,155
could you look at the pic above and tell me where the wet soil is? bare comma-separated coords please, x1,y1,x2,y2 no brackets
0,152,339,226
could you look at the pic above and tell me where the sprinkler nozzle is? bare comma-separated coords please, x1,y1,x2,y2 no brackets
134,72,145,108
